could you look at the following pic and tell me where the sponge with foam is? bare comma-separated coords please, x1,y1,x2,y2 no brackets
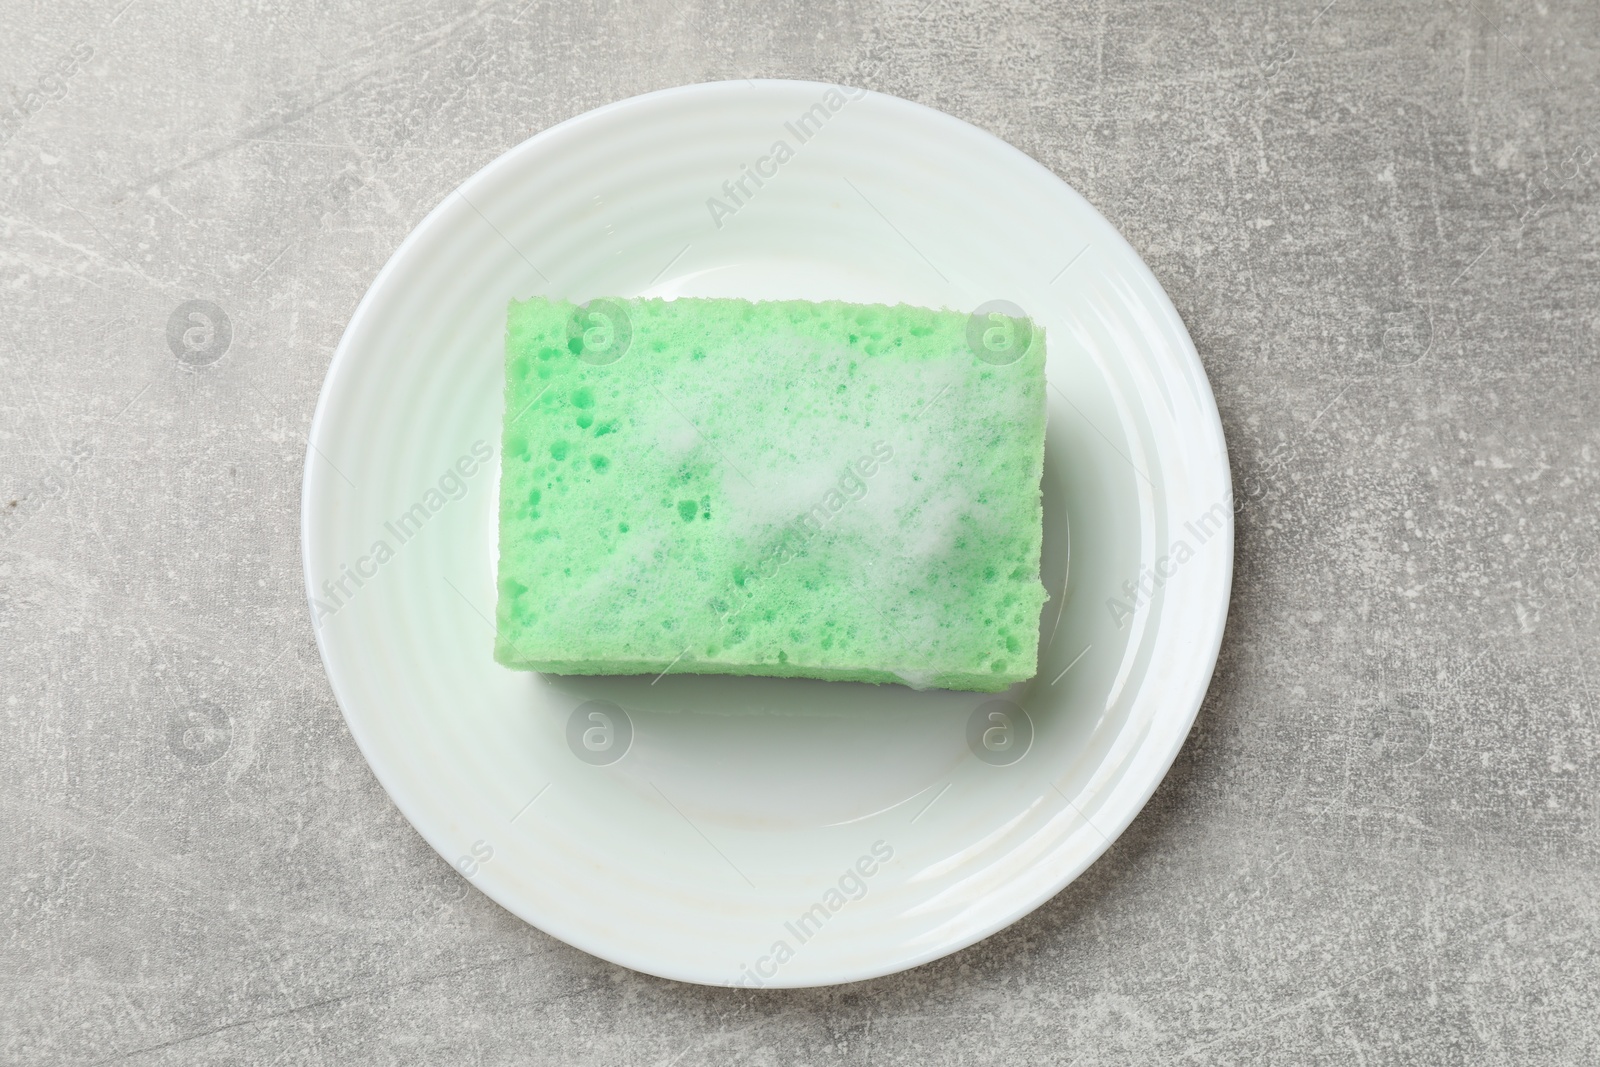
494,295,1047,692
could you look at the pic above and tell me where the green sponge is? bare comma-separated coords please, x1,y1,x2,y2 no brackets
494,295,1047,692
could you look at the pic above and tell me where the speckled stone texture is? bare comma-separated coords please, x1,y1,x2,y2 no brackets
2,0,1596,1063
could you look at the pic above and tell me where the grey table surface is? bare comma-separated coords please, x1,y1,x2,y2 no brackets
3,0,1597,1063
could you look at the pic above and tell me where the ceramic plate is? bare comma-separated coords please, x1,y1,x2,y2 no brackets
302,80,1232,987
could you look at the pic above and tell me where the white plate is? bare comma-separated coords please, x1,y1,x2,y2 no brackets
302,80,1232,987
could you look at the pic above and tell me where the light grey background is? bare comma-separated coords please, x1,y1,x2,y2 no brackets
3,0,1597,1062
